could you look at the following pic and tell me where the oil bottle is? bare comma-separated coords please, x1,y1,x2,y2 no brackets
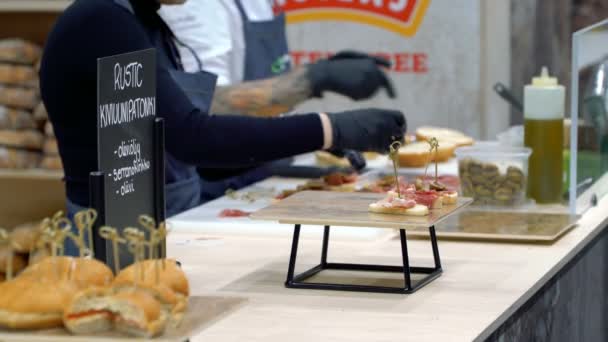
524,67,565,203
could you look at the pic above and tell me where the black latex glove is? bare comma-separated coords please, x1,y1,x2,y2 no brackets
308,50,396,100
328,108,406,153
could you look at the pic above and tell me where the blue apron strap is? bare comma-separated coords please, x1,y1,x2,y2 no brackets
234,0,250,22
173,38,204,72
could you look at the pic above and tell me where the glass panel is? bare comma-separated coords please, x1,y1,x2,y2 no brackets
571,19,608,214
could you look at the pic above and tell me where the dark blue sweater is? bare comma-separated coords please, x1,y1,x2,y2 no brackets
40,0,323,206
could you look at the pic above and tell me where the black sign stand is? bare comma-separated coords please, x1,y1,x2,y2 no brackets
90,118,166,263
90,48,165,266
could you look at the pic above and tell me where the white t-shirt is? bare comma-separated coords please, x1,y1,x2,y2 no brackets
159,0,274,86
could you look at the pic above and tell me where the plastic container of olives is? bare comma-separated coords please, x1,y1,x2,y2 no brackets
455,144,532,206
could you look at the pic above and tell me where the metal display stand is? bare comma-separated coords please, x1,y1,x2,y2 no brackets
285,224,442,294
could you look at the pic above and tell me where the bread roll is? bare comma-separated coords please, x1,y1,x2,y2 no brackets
0,246,27,274
441,191,458,205
0,147,40,169
63,287,115,335
113,282,187,327
40,155,62,170
0,64,37,86
0,106,36,130
0,130,43,149
19,256,114,287
0,257,114,330
64,287,169,338
416,126,474,147
0,39,42,65
42,138,58,155
10,221,42,253
397,141,456,167
44,120,54,137
33,102,48,123
115,259,189,297
113,290,167,338
0,277,80,329
0,85,39,110
368,203,429,216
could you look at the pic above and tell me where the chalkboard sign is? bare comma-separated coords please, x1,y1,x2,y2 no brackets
96,48,156,267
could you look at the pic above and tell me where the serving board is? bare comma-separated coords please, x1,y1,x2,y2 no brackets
0,296,246,342
250,191,473,229
408,210,578,242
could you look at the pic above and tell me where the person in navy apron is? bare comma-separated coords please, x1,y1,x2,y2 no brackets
160,0,397,203
195,0,295,202
42,0,405,256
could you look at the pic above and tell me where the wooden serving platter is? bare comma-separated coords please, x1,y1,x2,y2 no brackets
408,210,579,243
0,296,246,342
250,191,473,229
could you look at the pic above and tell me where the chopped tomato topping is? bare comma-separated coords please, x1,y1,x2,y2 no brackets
67,310,112,320
219,209,251,218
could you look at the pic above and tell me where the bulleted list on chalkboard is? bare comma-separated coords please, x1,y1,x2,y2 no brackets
107,138,151,197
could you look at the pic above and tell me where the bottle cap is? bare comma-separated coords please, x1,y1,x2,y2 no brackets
531,66,558,87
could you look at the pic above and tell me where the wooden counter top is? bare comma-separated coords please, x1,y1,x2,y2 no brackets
168,194,608,341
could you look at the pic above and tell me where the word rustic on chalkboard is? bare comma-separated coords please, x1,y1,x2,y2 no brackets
95,48,159,267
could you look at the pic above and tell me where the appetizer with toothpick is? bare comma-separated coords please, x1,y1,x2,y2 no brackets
369,139,459,216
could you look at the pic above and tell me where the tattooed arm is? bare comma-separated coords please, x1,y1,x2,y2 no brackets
210,66,312,117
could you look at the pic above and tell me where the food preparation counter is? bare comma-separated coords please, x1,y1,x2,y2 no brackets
167,155,608,341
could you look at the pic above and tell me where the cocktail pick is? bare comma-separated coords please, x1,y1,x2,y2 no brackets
0,228,13,280
74,209,97,258
138,215,160,284
99,226,126,275
430,137,439,182
124,228,146,282
157,222,169,270
137,215,157,259
52,216,74,257
388,141,403,198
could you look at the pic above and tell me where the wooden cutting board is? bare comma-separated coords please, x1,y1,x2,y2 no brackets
0,296,246,342
251,191,473,229
408,210,579,242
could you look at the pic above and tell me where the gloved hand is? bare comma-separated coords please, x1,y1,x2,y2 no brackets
328,108,406,153
307,50,396,100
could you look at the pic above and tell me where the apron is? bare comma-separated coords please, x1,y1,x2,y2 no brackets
197,0,293,203
163,22,219,216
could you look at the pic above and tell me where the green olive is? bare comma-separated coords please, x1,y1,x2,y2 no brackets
494,187,513,201
474,185,493,197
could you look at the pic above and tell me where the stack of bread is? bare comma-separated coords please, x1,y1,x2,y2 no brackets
0,39,46,169
40,107,62,170
396,126,475,167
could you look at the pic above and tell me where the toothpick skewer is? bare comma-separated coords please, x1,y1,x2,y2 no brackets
124,228,146,282
74,209,98,258
389,141,403,198
138,215,157,259
138,215,161,284
0,229,13,280
157,222,168,270
99,227,126,275
431,138,439,182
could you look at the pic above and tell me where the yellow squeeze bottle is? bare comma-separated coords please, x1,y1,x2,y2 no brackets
524,67,565,204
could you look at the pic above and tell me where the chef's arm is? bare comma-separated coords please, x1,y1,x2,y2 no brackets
210,66,311,117
210,51,395,117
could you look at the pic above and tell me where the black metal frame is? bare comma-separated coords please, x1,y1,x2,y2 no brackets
285,225,442,294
